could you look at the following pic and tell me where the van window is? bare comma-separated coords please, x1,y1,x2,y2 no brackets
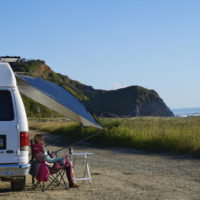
0,90,14,121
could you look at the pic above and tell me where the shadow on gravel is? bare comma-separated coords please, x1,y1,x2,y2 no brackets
104,147,200,161
0,185,33,194
0,188,12,193
0,185,70,196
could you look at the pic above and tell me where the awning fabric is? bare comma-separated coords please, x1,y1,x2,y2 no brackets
15,74,102,129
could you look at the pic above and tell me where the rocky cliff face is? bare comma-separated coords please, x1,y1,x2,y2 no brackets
11,59,174,117
85,86,173,117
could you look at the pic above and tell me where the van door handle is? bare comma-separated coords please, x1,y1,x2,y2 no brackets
6,150,14,153
16,124,20,130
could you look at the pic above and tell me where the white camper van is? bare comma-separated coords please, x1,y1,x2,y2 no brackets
0,61,30,190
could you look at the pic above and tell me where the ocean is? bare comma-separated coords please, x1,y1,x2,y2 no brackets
172,107,200,117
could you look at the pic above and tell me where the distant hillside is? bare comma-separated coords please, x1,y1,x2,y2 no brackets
11,59,173,118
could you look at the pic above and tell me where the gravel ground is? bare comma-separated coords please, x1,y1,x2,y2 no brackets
0,130,200,200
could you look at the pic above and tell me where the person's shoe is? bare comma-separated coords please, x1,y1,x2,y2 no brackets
69,183,79,188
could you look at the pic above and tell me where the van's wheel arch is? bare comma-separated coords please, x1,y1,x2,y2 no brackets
11,176,26,191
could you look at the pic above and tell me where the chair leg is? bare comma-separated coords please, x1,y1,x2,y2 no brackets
48,170,68,189
39,182,45,192
58,170,68,188
45,176,56,190
32,175,35,189
32,170,68,191
32,176,39,190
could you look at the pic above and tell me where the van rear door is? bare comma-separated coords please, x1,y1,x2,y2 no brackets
0,90,18,164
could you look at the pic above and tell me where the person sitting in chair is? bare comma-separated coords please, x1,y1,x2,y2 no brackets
31,134,79,188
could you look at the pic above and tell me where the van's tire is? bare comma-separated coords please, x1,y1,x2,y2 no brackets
11,176,26,191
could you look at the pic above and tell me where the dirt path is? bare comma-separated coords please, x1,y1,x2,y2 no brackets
0,130,200,200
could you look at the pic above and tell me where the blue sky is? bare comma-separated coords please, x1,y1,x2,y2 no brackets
1,0,200,109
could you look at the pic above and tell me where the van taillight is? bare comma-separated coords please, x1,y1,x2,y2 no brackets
20,132,29,151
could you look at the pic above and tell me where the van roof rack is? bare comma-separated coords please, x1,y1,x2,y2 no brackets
0,56,20,63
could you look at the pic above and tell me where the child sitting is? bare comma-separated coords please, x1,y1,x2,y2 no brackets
31,134,79,188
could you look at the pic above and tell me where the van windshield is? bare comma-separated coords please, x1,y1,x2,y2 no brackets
0,90,14,121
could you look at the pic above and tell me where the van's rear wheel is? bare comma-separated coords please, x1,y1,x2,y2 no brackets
11,176,26,191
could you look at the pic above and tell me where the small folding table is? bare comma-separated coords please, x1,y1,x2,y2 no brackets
69,152,94,183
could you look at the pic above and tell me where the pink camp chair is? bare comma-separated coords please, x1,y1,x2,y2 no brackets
30,140,68,192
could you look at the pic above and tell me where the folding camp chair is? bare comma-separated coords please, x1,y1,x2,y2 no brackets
30,140,68,192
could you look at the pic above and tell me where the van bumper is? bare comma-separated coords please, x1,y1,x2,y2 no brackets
0,163,31,177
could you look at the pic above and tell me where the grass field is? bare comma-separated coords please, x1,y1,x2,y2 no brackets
29,116,200,156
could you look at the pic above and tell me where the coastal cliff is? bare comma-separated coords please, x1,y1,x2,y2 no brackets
11,59,173,117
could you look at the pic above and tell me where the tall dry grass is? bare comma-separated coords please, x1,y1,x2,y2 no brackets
29,116,200,156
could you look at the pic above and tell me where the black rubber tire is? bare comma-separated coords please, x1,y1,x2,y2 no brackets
11,176,26,191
